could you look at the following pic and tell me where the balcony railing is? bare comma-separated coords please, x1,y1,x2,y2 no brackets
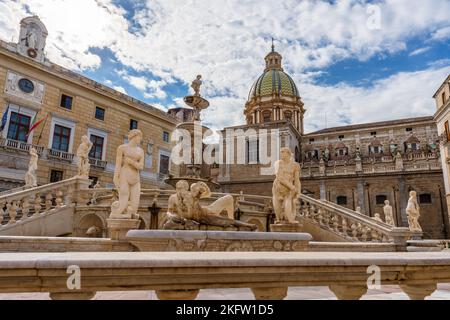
46,149,75,162
0,138,44,155
89,158,107,169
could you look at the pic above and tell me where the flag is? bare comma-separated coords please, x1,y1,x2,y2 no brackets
26,113,47,138
0,105,9,133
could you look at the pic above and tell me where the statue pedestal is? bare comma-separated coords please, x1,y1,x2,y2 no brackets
107,218,140,241
270,222,303,233
410,231,424,240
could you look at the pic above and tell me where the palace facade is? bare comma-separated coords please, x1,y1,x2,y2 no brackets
0,16,178,191
218,45,450,239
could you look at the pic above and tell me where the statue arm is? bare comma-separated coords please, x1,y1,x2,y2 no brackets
125,149,145,171
294,164,301,195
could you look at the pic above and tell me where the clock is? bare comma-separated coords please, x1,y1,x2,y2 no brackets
18,78,35,94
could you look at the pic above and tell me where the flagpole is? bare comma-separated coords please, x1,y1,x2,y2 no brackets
36,113,49,146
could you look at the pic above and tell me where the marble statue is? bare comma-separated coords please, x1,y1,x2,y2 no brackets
22,29,38,49
272,147,301,224
76,135,93,179
86,226,100,238
191,75,202,97
110,129,145,219
90,181,101,205
406,191,422,232
24,147,38,188
356,207,362,213
383,200,395,226
394,151,403,171
373,213,383,223
164,180,256,230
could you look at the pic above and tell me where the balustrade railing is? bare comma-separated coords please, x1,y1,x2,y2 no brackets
89,158,108,169
299,194,411,244
0,138,44,155
47,149,75,162
0,177,90,229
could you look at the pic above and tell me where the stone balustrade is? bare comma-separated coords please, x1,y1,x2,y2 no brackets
46,149,75,162
0,137,45,155
299,195,411,247
0,177,90,229
88,158,108,169
0,251,448,300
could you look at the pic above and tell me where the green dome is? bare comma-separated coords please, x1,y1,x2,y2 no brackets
248,69,299,101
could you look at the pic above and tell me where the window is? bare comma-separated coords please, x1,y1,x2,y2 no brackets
163,131,170,142
89,135,104,160
336,148,348,156
159,154,170,175
336,196,347,206
52,124,71,152
339,135,344,140
419,193,432,204
371,132,377,136
376,195,387,205
443,92,447,105
309,138,315,143
262,111,272,123
247,139,259,164
50,170,64,183
284,111,292,121
7,112,31,142
95,107,105,121
306,150,319,160
406,128,413,132
130,119,138,130
60,94,73,110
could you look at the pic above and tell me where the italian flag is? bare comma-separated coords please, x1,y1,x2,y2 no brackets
26,112,48,138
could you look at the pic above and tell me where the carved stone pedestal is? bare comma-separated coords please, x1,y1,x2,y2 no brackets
107,218,140,241
410,231,424,240
156,289,199,300
251,287,288,300
270,222,303,233
49,291,96,300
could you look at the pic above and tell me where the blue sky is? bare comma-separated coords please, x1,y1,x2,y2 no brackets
1,0,450,133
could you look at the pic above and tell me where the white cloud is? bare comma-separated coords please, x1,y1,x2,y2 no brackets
431,26,450,41
1,0,450,131
409,47,431,56
113,85,127,94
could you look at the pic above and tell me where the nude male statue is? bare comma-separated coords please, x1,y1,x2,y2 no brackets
76,135,93,178
110,129,145,219
164,180,256,230
383,200,395,226
406,191,422,232
272,147,301,223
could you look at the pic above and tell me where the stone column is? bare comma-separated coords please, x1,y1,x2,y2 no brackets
251,287,288,300
320,180,326,200
398,177,409,227
329,284,367,300
357,180,365,213
400,283,437,300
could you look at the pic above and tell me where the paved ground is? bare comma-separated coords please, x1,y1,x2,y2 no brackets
1,284,450,300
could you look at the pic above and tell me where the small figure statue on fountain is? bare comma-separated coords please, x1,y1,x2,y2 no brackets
191,75,203,97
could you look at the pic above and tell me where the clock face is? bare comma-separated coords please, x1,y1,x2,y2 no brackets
18,78,35,94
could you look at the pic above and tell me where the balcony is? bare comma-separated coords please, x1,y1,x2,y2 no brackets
89,158,108,169
46,149,74,162
0,138,44,155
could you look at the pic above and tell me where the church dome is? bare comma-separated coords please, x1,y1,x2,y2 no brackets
248,69,299,100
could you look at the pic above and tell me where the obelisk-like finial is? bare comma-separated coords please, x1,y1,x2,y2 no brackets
271,37,275,52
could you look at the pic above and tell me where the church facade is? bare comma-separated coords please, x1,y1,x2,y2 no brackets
218,46,449,239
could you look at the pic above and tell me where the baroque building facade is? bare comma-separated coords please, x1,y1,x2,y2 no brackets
0,16,178,191
218,46,449,239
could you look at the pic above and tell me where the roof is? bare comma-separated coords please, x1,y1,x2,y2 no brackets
433,74,450,98
306,116,435,136
248,69,299,101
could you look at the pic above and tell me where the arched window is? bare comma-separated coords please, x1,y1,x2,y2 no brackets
262,111,272,123
336,196,347,205
284,111,292,121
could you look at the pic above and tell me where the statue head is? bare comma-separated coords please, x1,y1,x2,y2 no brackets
190,181,211,199
29,147,37,156
81,135,90,144
128,129,143,144
196,75,202,80
280,147,292,161
175,180,189,193
409,190,417,198
375,213,381,219
384,200,390,206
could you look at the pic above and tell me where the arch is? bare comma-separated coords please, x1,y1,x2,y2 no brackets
21,16,48,35
77,213,105,238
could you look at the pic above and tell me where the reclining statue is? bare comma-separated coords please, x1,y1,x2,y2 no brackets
164,180,257,231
